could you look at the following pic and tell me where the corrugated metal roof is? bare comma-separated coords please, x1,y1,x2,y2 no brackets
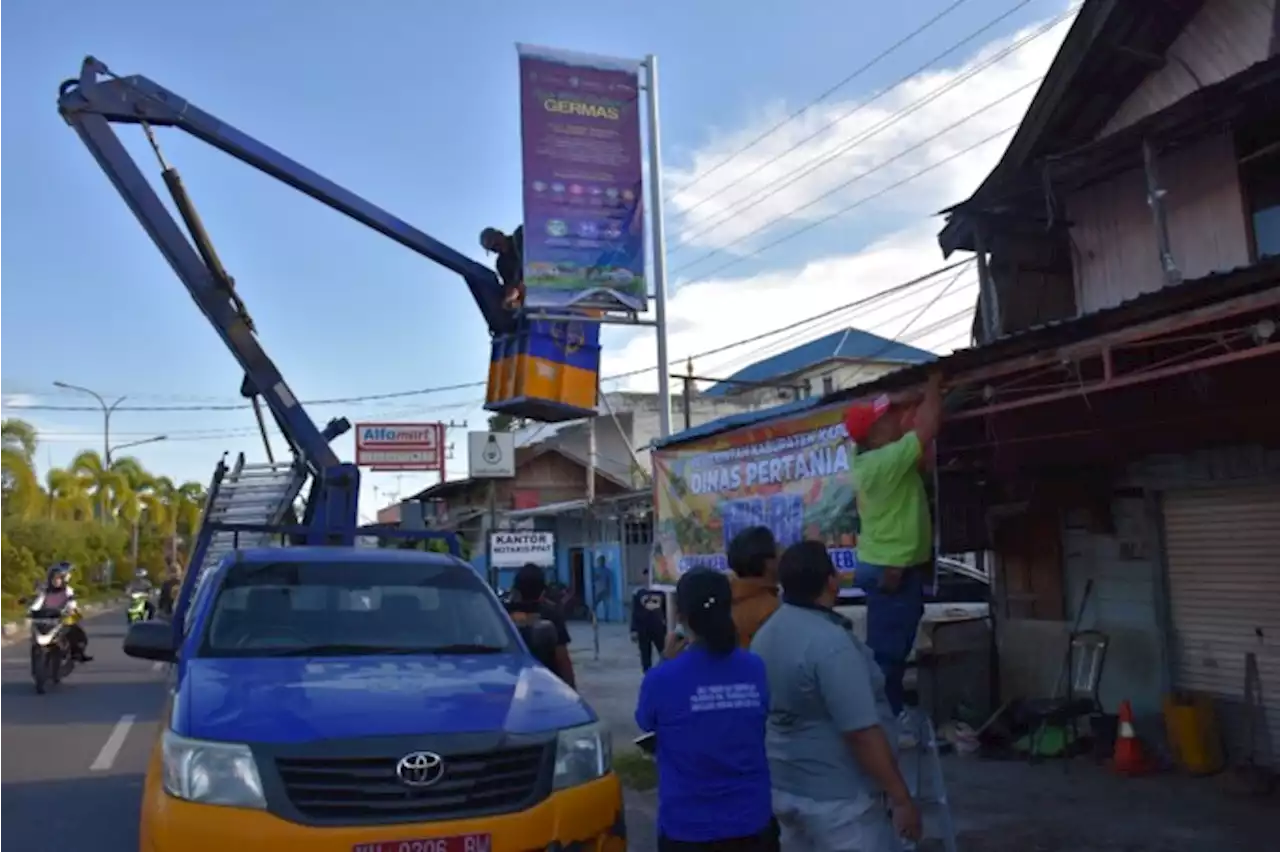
938,0,1213,256
704,327,936,397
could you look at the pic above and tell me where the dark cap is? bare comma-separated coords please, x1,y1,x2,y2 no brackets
479,227,505,250
676,568,732,619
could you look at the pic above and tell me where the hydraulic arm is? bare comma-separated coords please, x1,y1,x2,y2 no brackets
57,57,512,540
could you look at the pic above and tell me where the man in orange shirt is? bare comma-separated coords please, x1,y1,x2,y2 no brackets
663,526,782,659
727,526,782,648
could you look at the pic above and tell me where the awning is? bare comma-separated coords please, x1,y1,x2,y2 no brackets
503,499,589,519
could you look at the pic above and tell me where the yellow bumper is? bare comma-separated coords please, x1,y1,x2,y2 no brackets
140,767,626,852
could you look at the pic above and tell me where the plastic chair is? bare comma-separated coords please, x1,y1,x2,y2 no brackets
1025,629,1109,764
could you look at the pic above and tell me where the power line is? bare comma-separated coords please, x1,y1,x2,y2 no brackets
673,8,1071,255
700,274,978,378
5,258,973,416
672,75,1041,276
668,0,976,201
705,289,976,383
31,306,978,445
672,0,1037,234
668,120,1014,292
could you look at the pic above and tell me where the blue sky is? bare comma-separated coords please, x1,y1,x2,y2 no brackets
2,0,1075,515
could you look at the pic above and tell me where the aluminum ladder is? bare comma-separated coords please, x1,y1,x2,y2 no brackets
187,454,306,601
899,706,959,852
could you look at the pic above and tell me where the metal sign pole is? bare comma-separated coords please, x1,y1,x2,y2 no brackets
645,54,673,441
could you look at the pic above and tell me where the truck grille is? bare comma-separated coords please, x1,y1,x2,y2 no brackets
274,744,548,823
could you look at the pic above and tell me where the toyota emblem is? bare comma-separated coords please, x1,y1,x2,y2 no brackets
395,751,445,787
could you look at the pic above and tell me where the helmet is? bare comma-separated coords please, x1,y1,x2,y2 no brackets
47,562,71,585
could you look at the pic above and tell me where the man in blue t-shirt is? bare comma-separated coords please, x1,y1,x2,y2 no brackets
635,569,777,850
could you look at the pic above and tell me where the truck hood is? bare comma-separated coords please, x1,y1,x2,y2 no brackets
174,654,592,743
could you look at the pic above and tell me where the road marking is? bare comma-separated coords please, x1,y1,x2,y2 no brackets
91,714,136,772
151,661,164,671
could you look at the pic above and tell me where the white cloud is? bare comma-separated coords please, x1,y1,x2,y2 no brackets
2,394,39,409
604,222,980,393
664,7,1075,257
598,5,1077,393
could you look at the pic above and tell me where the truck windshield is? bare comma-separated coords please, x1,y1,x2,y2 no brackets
198,560,515,658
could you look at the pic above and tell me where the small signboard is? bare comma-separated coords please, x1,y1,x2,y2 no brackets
356,422,445,473
468,431,517,479
489,531,555,568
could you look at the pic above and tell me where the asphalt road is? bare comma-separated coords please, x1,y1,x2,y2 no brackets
1,609,168,852
0,614,660,852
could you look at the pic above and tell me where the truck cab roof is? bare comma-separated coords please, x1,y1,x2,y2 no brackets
173,545,593,744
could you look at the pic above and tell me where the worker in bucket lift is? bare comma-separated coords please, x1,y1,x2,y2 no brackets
843,371,943,727
480,225,525,309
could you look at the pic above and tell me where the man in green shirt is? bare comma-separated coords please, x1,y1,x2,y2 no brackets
845,371,943,715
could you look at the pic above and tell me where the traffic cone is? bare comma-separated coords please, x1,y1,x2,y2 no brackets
1112,699,1152,776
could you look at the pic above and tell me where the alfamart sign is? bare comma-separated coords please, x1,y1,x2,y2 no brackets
354,422,445,473
489,531,556,568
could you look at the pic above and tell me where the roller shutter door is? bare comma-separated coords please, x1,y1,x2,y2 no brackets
1163,485,1280,764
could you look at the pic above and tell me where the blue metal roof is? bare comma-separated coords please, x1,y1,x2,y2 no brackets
652,397,821,450
704,328,937,397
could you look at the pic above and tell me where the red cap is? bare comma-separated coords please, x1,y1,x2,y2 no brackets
843,395,892,444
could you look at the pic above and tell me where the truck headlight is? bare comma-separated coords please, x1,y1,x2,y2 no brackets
161,730,265,809
553,722,612,790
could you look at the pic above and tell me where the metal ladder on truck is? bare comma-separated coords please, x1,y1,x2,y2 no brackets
181,453,307,629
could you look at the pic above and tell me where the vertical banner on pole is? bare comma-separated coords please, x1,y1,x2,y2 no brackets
517,44,648,313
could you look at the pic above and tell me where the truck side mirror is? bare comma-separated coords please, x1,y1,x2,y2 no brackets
123,621,179,663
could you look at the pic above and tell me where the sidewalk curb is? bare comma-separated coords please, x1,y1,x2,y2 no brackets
1,600,121,647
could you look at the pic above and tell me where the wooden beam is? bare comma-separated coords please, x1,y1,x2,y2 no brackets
950,340,1280,420
948,286,1280,389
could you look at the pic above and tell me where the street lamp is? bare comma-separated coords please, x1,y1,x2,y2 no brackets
52,380,127,464
110,434,169,457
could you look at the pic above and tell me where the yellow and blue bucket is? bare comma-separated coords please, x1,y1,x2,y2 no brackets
485,315,601,422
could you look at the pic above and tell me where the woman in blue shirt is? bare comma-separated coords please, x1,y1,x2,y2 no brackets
635,569,778,852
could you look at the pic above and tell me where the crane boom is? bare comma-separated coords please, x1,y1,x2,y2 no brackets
57,56,512,542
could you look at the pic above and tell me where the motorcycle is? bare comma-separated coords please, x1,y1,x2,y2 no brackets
126,591,153,624
29,607,77,694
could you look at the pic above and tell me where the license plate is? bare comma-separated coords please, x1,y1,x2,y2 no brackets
353,834,491,852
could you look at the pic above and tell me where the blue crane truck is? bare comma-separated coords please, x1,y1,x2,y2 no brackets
57,57,625,852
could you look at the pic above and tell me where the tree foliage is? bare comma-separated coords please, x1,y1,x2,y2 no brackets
0,418,207,612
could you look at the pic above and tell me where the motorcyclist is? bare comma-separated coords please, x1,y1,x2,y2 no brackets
126,568,157,619
157,569,182,618
28,563,92,662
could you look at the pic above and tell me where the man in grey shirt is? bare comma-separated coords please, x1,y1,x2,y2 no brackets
751,540,921,851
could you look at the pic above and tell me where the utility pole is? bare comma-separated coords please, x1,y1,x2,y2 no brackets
645,54,673,440
682,357,694,432
586,410,600,660
486,480,498,589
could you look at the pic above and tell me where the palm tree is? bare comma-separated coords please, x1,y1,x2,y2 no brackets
46,468,93,520
68,449,131,521
172,481,207,566
146,476,205,567
109,456,156,568
1,419,41,518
